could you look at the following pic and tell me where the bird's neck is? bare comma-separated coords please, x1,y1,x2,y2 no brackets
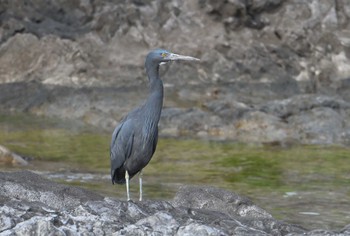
146,77,164,113
146,62,160,81
144,64,164,121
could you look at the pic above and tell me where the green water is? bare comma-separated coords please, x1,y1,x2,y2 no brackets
0,114,350,230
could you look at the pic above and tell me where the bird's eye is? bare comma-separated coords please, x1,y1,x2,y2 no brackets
161,52,167,58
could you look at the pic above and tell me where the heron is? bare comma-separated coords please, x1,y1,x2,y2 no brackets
110,49,200,201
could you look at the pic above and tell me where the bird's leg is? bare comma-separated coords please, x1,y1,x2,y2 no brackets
125,171,130,201
139,170,143,201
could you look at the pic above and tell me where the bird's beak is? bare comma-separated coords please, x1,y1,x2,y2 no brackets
166,53,200,61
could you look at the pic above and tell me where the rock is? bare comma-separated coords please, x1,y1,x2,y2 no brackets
0,171,306,235
0,33,97,87
260,95,350,145
259,94,350,118
0,171,103,209
287,107,346,145
235,111,299,144
1,0,350,146
2,170,348,235
160,107,224,138
172,185,273,219
0,145,28,166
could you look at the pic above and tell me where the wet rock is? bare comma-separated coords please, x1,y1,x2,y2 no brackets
2,170,348,235
0,171,103,210
0,171,305,235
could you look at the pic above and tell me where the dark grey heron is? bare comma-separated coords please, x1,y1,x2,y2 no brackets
110,49,199,201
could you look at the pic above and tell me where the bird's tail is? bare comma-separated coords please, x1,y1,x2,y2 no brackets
111,167,126,185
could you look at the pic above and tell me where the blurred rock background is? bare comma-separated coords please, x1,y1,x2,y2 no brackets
1,0,350,145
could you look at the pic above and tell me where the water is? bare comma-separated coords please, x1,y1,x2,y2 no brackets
1,114,350,231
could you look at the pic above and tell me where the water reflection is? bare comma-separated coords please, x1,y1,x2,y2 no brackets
0,114,350,230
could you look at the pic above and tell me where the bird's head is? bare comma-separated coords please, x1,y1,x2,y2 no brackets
146,49,200,66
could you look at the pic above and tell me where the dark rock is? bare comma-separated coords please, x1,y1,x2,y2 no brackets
198,0,283,30
260,94,350,119
203,99,251,122
0,0,93,42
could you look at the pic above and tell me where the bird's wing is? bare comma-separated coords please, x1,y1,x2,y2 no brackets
151,126,159,156
110,118,135,173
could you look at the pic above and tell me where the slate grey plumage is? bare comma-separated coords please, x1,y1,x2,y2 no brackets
110,49,199,201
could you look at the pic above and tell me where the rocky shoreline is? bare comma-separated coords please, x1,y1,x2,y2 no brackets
1,170,349,235
1,2,350,234
0,0,350,145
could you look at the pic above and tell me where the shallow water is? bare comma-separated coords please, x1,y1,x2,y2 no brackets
0,114,350,231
